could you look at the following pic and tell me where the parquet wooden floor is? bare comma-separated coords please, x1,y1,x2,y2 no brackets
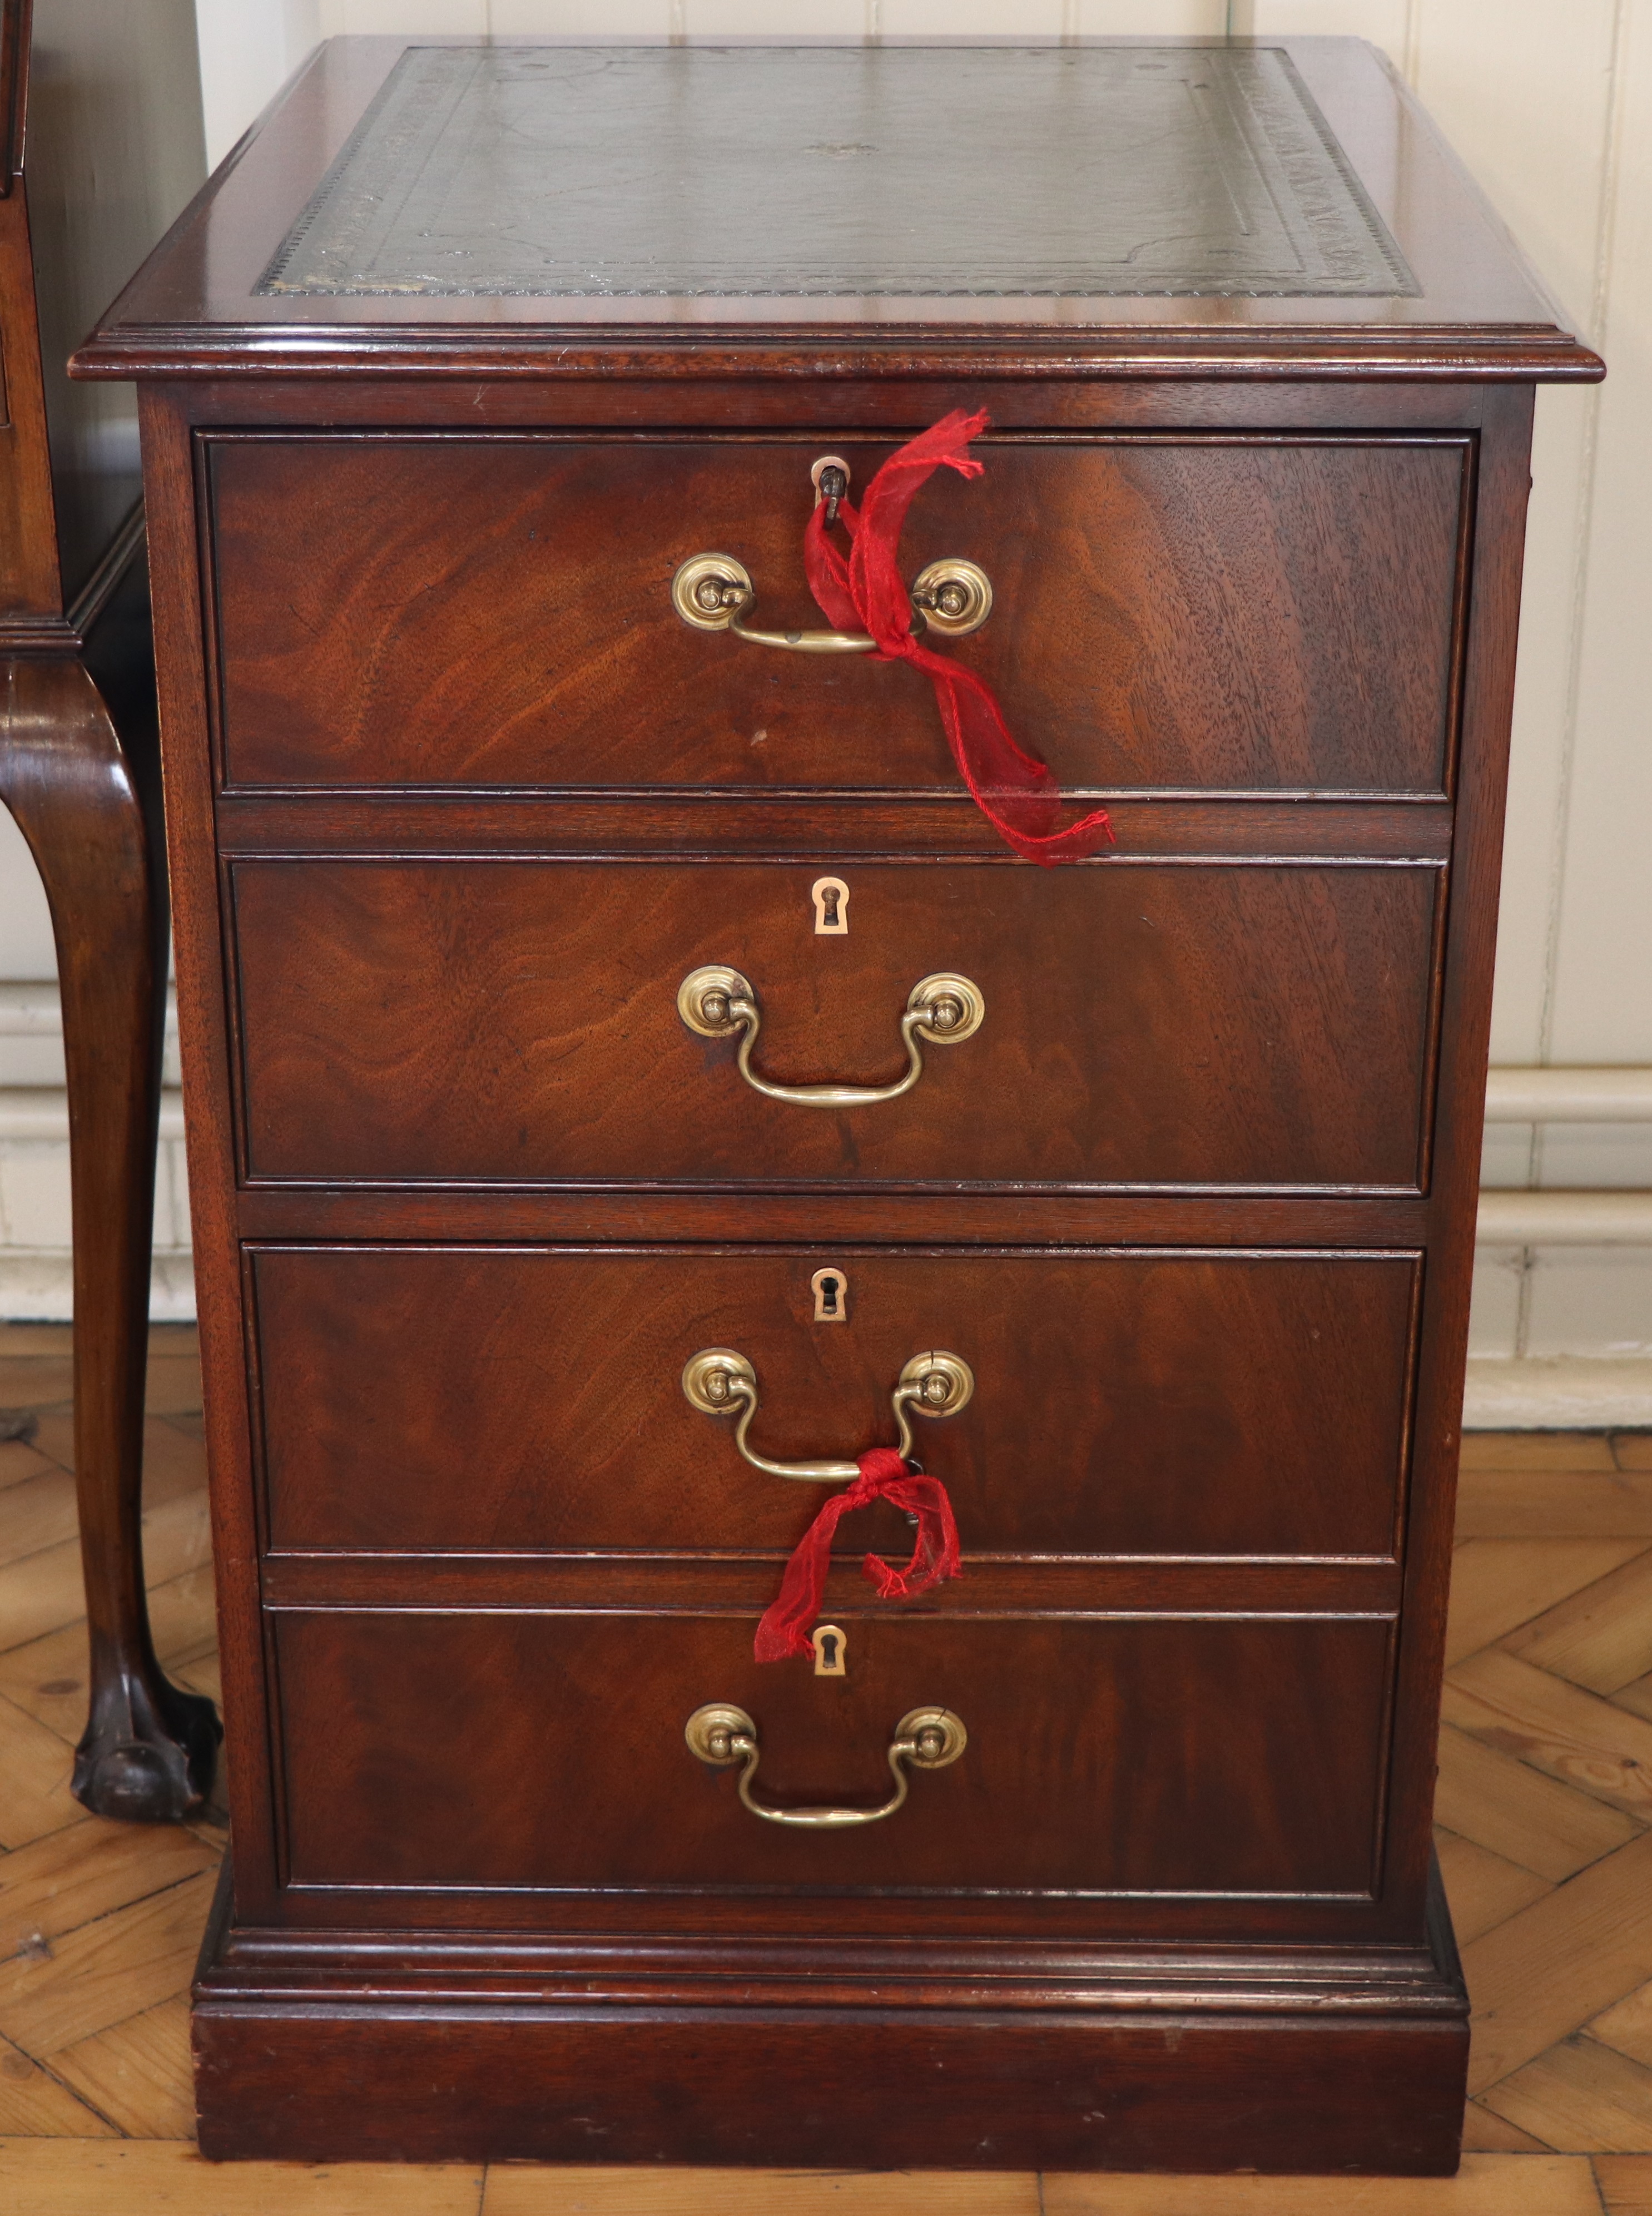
3,1324,1652,2209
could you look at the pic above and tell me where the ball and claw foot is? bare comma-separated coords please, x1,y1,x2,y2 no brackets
73,1667,222,1823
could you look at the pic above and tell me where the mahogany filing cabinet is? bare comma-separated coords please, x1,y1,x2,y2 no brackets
75,35,1603,2173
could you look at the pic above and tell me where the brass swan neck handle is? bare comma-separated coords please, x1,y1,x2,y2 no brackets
681,1346,974,1484
677,965,985,1109
684,1702,968,1827
671,552,993,655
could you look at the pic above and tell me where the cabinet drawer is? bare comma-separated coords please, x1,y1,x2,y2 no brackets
251,1245,1416,1559
209,434,1466,796
272,1609,1391,1899
231,859,1439,1190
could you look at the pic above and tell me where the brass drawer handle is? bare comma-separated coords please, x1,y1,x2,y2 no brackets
682,1347,974,1483
671,552,992,654
677,965,985,1108
685,1701,966,1828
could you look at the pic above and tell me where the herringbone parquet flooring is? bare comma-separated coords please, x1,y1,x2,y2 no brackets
3,1322,1652,2211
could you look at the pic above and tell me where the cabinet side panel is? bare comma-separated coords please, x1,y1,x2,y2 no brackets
1384,383,1537,1912
137,386,277,1917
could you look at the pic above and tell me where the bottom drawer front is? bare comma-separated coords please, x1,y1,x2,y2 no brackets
274,1610,1391,1898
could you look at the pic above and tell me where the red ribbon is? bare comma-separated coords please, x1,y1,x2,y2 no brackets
753,1447,963,1664
803,408,1115,867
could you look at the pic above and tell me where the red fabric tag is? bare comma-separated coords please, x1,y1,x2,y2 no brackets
753,1446,963,1664
803,408,1115,867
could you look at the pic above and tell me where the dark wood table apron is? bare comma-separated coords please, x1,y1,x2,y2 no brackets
72,32,1603,2175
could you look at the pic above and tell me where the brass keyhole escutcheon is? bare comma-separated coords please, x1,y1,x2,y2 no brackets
812,876,850,934
811,1268,847,1322
811,1624,847,1677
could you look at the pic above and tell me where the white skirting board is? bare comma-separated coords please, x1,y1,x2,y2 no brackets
3,1239,1649,1431
1464,1357,1652,1430
9,1250,1644,1429
2,1051,1650,1425
0,1250,198,1327
0,1089,191,1327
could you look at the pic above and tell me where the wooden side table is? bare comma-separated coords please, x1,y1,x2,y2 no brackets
0,0,217,1819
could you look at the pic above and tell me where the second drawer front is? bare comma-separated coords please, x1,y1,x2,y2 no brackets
231,859,1440,1189
250,1244,1416,1558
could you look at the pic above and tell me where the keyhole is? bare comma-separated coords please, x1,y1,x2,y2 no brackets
811,1624,847,1677
811,876,850,934
811,1267,848,1323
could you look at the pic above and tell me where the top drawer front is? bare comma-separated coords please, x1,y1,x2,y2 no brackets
208,434,1467,796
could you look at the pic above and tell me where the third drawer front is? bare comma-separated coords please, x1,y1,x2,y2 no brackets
250,1244,1417,1558
231,858,1440,1188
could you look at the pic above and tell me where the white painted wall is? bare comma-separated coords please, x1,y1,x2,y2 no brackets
195,0,321,167
3,2,1649,1396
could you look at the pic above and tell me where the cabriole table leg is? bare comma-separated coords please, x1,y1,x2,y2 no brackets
1,655,220,1821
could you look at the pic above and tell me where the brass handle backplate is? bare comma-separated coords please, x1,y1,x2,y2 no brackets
682,1346,973,1483
685,1701,967,1827
671,552,993,653
677,964,984,1108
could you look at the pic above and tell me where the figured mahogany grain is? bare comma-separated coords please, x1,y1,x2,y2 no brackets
250,1243,1417,1559
230,857,1440,1189
270,1608,1391,1899
209,433,1465,797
